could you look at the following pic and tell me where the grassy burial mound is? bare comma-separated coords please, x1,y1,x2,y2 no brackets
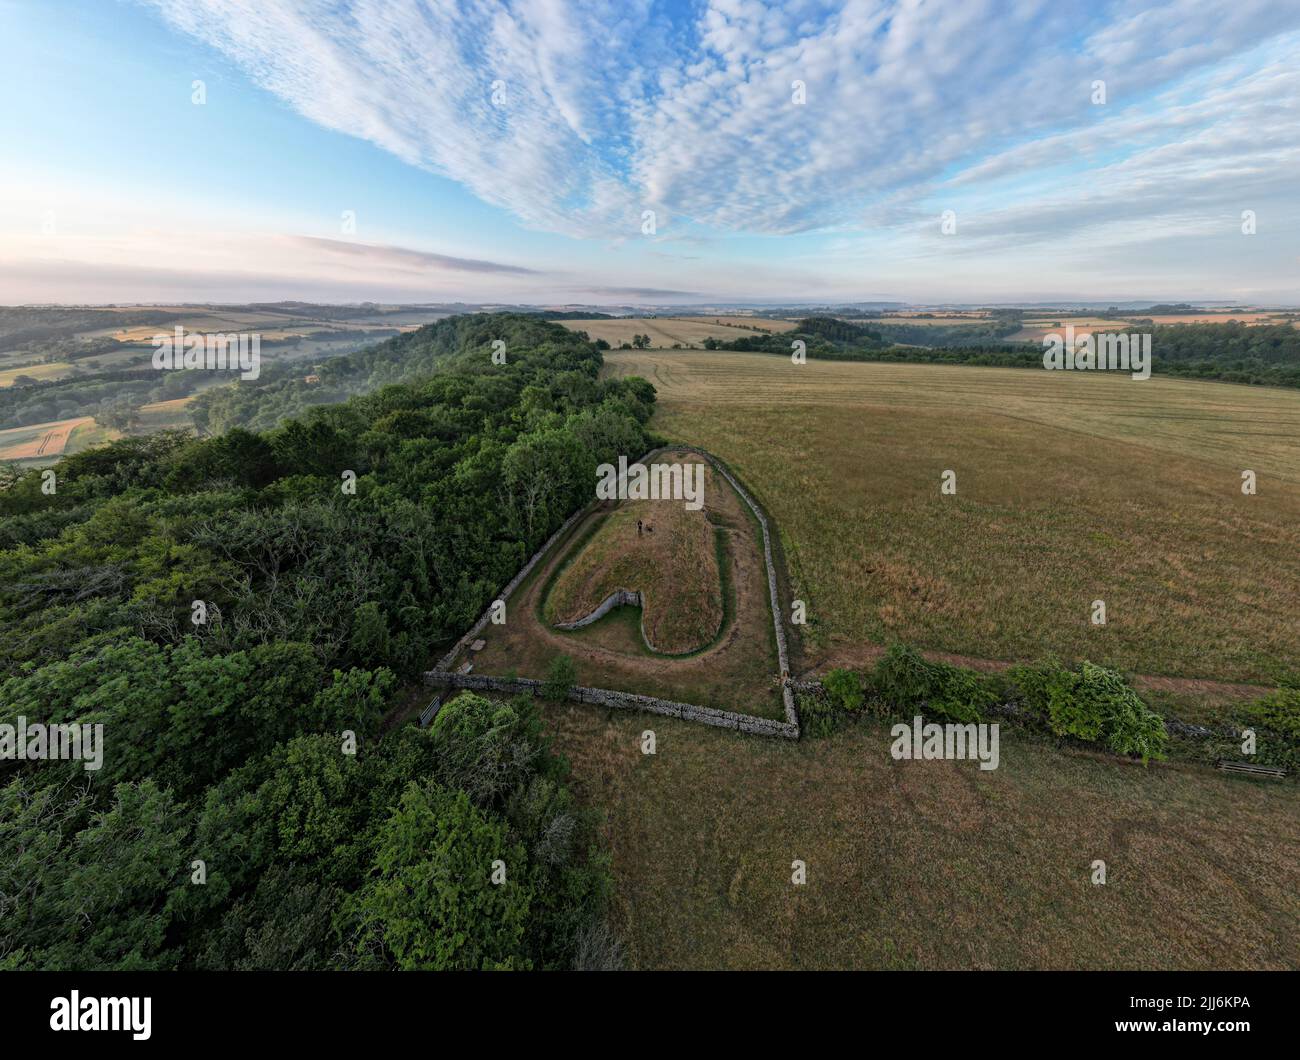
544,464,726,655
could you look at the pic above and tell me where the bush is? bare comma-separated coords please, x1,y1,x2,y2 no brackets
870,644,996,723
311,666,396,738
822,668,865,713
346,780,534,970
541,654,577,702
1235,688,1300,771
429,692,541,807
799,668,869,738
796,692,841,738
1010,660,1167,762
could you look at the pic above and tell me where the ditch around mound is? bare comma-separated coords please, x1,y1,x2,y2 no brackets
462,449,785,719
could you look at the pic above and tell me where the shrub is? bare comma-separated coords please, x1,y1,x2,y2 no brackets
311,666,397,738
1009,658,1100,739
870,643,996,723
822,668,866,713
347,780,534,970
1235,688,1300,771
429,692,541,807
541,654,577,702
796,692,841,738
1010,660,1167,762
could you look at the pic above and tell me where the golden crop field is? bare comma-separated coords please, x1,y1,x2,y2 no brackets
602,350,1300,686
0,416,94,462
1139,312,1296,325
558,316,788,348
0,362,74,388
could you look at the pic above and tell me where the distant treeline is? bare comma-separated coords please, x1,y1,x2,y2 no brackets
526,310,615,321
871,320,1024,346
704,317,1300,388
0,307,179,348
706,315,1024,358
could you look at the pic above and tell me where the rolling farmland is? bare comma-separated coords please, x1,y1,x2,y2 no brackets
558,316,795,348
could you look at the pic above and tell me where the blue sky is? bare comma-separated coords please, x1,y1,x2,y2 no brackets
2,0,1299,305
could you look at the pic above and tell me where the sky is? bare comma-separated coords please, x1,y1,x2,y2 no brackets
1,0,1298,306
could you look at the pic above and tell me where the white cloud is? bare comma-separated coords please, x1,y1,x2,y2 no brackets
141,0,1300,257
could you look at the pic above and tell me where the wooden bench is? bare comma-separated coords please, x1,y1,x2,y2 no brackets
1215,760,1287,779
418,694,444,728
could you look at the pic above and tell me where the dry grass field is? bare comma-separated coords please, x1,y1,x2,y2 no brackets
544,475,724,655
602,350,1300,687
0,416,94,461
0,361,73,387
2,398,199,466
543,704,1300,969
136,395,198,430
558,316,788,348
674,315,800,332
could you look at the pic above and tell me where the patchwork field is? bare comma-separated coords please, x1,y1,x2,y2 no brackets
602,351,1300,687
0,397,199,466
0,362,73,387
543,704,1300,970
559,316,790,348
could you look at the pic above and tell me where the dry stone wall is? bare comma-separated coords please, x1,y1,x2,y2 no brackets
425,670,799,739
432,443,802,738
553,589,642,630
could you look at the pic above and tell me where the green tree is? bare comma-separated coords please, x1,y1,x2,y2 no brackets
347,781,534,970
0,778,188,970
